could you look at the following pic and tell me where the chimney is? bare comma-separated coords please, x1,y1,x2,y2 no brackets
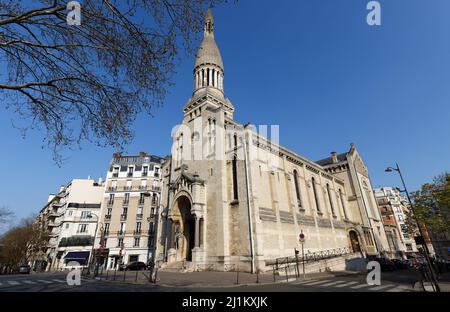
98,177,103,185
331,152,338,164
139,151,147,157
113,152,122,158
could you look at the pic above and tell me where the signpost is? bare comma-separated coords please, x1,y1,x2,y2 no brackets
298,231,306,280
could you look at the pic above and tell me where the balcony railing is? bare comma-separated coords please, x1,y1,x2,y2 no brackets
127,172,133,177
133,229,142,235
123,186,132,191
117,230,126,236
139,200,145,205
108,186,117,191
107,201,114,206
104,215,111,221
123,201,129,206
142,172,148,177
138,185,148,190
103,230,110,236
136,214,143,220
120,214,127,221
151,186,161,192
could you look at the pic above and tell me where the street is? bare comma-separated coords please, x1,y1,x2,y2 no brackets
0,270,428,292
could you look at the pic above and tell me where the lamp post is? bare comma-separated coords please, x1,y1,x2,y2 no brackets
385,163,440,292
87,212,101,276
143,192,162,283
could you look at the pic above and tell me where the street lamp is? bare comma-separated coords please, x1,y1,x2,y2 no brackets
86,212,101,276
142,192,162,283
385,163,440,292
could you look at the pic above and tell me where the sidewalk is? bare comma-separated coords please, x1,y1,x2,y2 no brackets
91,269,359,288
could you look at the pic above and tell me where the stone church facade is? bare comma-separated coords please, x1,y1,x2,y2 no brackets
156,10,390,272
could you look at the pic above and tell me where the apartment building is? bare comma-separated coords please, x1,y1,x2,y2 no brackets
374,187,418,258
95,152,164,270
34,178,104,271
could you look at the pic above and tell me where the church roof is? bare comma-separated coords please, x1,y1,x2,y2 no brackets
194,9,224,70
315,152,348,166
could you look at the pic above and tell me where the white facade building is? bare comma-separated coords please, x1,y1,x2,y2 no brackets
374,187,418,256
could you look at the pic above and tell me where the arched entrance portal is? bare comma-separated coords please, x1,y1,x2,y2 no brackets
171,195,195,261
349,230,361,252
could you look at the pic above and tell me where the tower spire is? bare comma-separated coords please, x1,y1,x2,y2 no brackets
204,9,214,37
193,9,224,97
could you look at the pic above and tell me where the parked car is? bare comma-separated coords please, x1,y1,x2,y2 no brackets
372,257,396,271
392,259,410,270
18,265,31,274
125,261,147,271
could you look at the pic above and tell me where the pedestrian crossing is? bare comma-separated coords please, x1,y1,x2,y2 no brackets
290,278,411,292
0,277,89,289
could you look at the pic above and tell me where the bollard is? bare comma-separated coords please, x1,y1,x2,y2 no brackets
273,265,276,282
135,269,139,282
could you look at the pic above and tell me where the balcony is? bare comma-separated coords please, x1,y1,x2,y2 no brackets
107,201,114,206
123,201,129,206
123,186,132,191
47,222,61,227
127,172,133,177
104,215,111,221
136,214,143,220
154,172,160,178
117,230,126,236
151,186,161,192
112,173,119,178
107,186,117,192
133,229,142,235
148,229,155,235
120,214,127,221
142,172,148,177
138,185,148,190
102,230,110,236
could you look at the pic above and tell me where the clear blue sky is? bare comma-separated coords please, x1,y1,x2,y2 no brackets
1,0,449,229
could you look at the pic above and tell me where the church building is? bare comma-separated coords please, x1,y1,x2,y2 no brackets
156,10,390,272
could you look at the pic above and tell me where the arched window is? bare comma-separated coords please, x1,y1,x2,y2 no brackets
293,170,302,207
339,189,348,219
311,177,320,213
212,69,215,87
232,155,238,200
326,183,335,216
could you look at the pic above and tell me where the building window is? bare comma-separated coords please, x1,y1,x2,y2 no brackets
139,193,146,205
149,222,155,234
142,166,148,176
106,208,112,216
68,210,73,216
152,193,158,205
293,170,302,207
127,166,134,177
77,224,88,233
136,222,142,232
124,193,130,205
134,237,140,247
104,223,110,233
65,223,70,229
108,194,115,205
326,184,335,216
311,177,320,213
232,155,238,200
117,238,124,248
339,189,348,219
80,211,91,219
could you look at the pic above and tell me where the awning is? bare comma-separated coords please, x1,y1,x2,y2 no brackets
64,251,90,260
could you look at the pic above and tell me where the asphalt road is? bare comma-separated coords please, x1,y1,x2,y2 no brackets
0,271,415,292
